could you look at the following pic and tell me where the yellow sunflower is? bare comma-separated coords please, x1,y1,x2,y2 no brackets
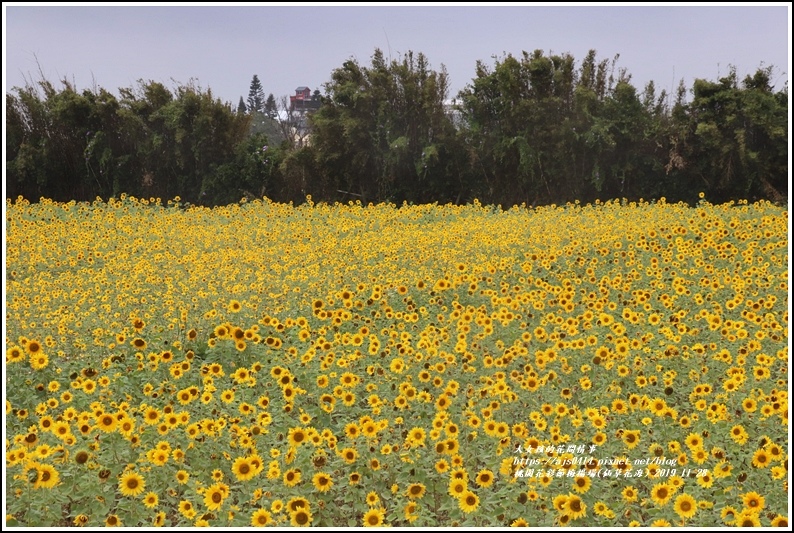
563,494,587,520
203,483,226,511
143,492,159,509
33,463,60,489
449,478,468,499
572,475,592,494
339,447,358,464
283,468,301,487
406,483,426,500
459,491,480,513
232,456,257,482
622,486,638,503
553,494,569,513
741,491,765,513
25,340,43,356
362,508,385,527
475,469,495,488
650,483,673,506
179,500,196,519
290,509,312,527
312,472,333,492
288,427,308,447
673,493,697,519
735,511,761,527
251,508,273,527
751,448,771,469
119,471,146,497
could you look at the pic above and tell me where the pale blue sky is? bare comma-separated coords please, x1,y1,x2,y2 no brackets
4,4,791,107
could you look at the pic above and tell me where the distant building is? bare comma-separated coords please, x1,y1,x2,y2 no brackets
286,86,322,148
290,86,322,114
444,99,465,129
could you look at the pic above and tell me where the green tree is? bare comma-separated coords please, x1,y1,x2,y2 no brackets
208,133,285,205
6,76,251,204
674,65,787,204
264,93,277,119
739,68,787,203
309,49,462,204
151,81,251,203
586,78,656,200
457,50,583,205
247,75,265,114
279,145,321,203
6,78,120,200
458,49,673,206
248,109,283,143
6,56,787,207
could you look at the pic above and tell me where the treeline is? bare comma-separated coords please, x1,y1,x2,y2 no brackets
6,49,788,207
5,79,274,206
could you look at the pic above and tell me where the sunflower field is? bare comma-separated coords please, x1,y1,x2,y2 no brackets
5,194,789,527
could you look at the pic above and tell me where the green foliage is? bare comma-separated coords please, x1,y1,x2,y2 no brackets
307,49,464,204
208,134,285,206
6,78,250,205
676,66,787,204
4,52,787,207
248,110,282,141
247,74,265,114
265,93,277,119
458,50,664,206
458,52,786,207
